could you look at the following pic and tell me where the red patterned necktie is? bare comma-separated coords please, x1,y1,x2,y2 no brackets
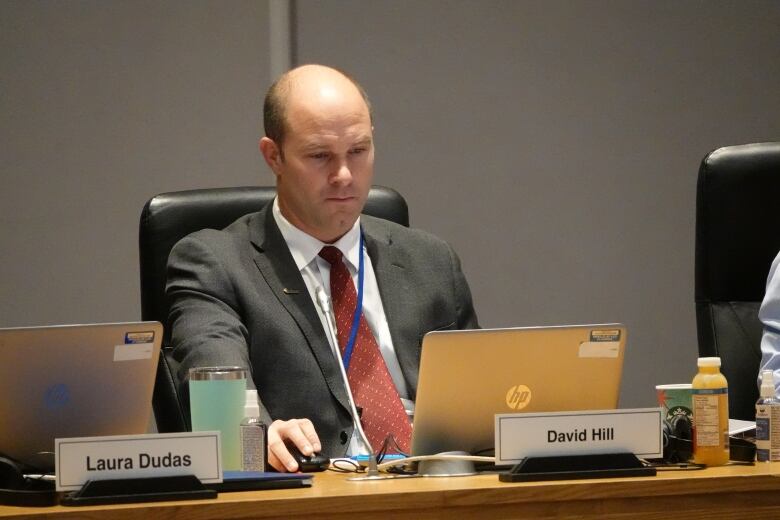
319,246,412,453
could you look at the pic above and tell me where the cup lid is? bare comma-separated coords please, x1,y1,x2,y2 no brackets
189,366,247,381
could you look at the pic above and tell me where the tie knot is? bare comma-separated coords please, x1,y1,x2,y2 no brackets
319,246,343,266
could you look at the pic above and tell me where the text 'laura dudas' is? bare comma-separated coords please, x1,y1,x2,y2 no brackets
86,452,192,471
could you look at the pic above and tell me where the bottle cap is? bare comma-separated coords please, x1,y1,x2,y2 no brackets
697,357,721,367
244,389,260,419
761,370,775,398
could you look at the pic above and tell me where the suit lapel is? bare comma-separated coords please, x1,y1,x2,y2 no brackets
362,219,420,396
249,207,352,413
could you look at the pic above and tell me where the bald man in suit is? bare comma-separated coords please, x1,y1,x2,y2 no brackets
167,64,478,472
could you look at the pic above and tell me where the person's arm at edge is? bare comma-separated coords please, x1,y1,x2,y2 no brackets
759,251,780,395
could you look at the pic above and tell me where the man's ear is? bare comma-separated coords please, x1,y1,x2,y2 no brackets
259,137,283,174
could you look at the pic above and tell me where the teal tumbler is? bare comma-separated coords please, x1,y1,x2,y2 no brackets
189,366,247,471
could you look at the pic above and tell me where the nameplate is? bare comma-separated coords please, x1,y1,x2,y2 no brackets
495,408,663,465
55,431,222,491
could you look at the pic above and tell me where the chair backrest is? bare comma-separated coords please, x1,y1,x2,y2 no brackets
139,185,409,432
695,142,780,420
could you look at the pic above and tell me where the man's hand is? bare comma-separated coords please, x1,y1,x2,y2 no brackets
267,418,322,472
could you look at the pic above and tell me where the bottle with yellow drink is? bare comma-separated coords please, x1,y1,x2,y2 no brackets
691,357,730,466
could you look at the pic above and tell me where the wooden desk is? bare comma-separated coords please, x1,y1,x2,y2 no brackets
3,463,780,519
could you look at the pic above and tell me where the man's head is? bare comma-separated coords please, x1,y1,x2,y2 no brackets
259,64,374,243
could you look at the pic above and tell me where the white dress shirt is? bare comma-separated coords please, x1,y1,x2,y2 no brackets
272,198,412,454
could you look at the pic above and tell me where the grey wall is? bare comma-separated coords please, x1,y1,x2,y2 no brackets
2,1,780,410
1,0,270,325
295,0,780,407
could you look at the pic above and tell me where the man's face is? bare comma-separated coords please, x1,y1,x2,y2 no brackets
262,81,374,243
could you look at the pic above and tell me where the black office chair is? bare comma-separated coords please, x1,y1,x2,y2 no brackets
695,142,780,421
139,185,409,432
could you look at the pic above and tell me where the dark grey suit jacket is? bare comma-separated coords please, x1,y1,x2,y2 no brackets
166,205,479,456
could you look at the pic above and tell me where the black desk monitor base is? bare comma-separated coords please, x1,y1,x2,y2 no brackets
60,474,216,506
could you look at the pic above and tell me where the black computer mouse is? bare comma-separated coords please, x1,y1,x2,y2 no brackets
287,445,329,472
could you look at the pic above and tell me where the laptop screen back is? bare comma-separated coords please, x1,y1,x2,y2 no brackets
410,324,626,456
0,322,162,470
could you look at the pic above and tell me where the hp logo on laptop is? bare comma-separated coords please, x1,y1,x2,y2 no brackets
505,384,531,410
44,383,70,409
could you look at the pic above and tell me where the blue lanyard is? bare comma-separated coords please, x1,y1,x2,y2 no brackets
341,230,364,370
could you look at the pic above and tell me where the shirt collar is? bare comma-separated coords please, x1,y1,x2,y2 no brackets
272,197,362,272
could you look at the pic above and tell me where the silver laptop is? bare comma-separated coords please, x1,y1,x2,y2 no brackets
410,324,626,456
0,322,162,470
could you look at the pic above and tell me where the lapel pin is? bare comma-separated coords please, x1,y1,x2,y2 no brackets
283,288,300,295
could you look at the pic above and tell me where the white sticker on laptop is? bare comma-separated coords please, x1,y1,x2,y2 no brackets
114,343,154,361
579,341,620,358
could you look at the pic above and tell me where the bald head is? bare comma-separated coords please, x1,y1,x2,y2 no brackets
258,64,375,243
263,64,373,149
